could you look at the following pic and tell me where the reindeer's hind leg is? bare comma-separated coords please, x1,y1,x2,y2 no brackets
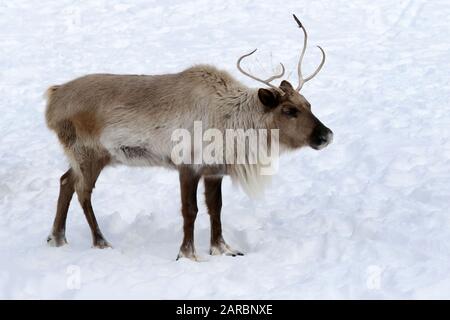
73,148,111,248
204,176,243,256
47,168,75,247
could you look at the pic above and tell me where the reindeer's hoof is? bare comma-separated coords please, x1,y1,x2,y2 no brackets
176,249,205,262
93,238,112,249
210,242,244,257
47,234,68,247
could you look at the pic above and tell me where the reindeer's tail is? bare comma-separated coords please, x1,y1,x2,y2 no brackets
44,85,61,101
44,85,62,130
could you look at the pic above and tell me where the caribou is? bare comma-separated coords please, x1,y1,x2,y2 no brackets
45,14,333,260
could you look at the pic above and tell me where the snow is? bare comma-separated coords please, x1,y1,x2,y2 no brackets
0,0,449,299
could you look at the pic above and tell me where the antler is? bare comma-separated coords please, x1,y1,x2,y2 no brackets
236,49,286,95
293,14,326,91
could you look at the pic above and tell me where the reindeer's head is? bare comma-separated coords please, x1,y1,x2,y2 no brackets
237,14,333,151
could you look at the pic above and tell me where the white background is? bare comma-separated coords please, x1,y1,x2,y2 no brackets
0,0,449,298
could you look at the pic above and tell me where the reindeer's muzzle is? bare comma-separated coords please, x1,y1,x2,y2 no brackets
310,124,333,150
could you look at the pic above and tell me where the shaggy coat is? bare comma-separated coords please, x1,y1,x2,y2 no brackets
45,64,332,260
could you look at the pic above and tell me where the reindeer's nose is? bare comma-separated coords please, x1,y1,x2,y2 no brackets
311,125,333,150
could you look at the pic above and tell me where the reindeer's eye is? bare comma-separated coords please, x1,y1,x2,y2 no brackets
282,107,299,118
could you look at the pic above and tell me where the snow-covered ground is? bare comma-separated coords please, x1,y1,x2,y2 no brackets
0,0,449,299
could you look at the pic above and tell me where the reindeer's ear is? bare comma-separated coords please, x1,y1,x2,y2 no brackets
258,88,279,109
280,80,294,92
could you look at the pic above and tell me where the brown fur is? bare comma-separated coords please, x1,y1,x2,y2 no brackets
71,111,103,137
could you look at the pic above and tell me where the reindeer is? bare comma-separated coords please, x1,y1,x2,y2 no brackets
45,15,333,260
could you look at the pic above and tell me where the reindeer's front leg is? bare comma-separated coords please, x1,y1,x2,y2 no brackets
177,167,201,261
204,176,244,256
